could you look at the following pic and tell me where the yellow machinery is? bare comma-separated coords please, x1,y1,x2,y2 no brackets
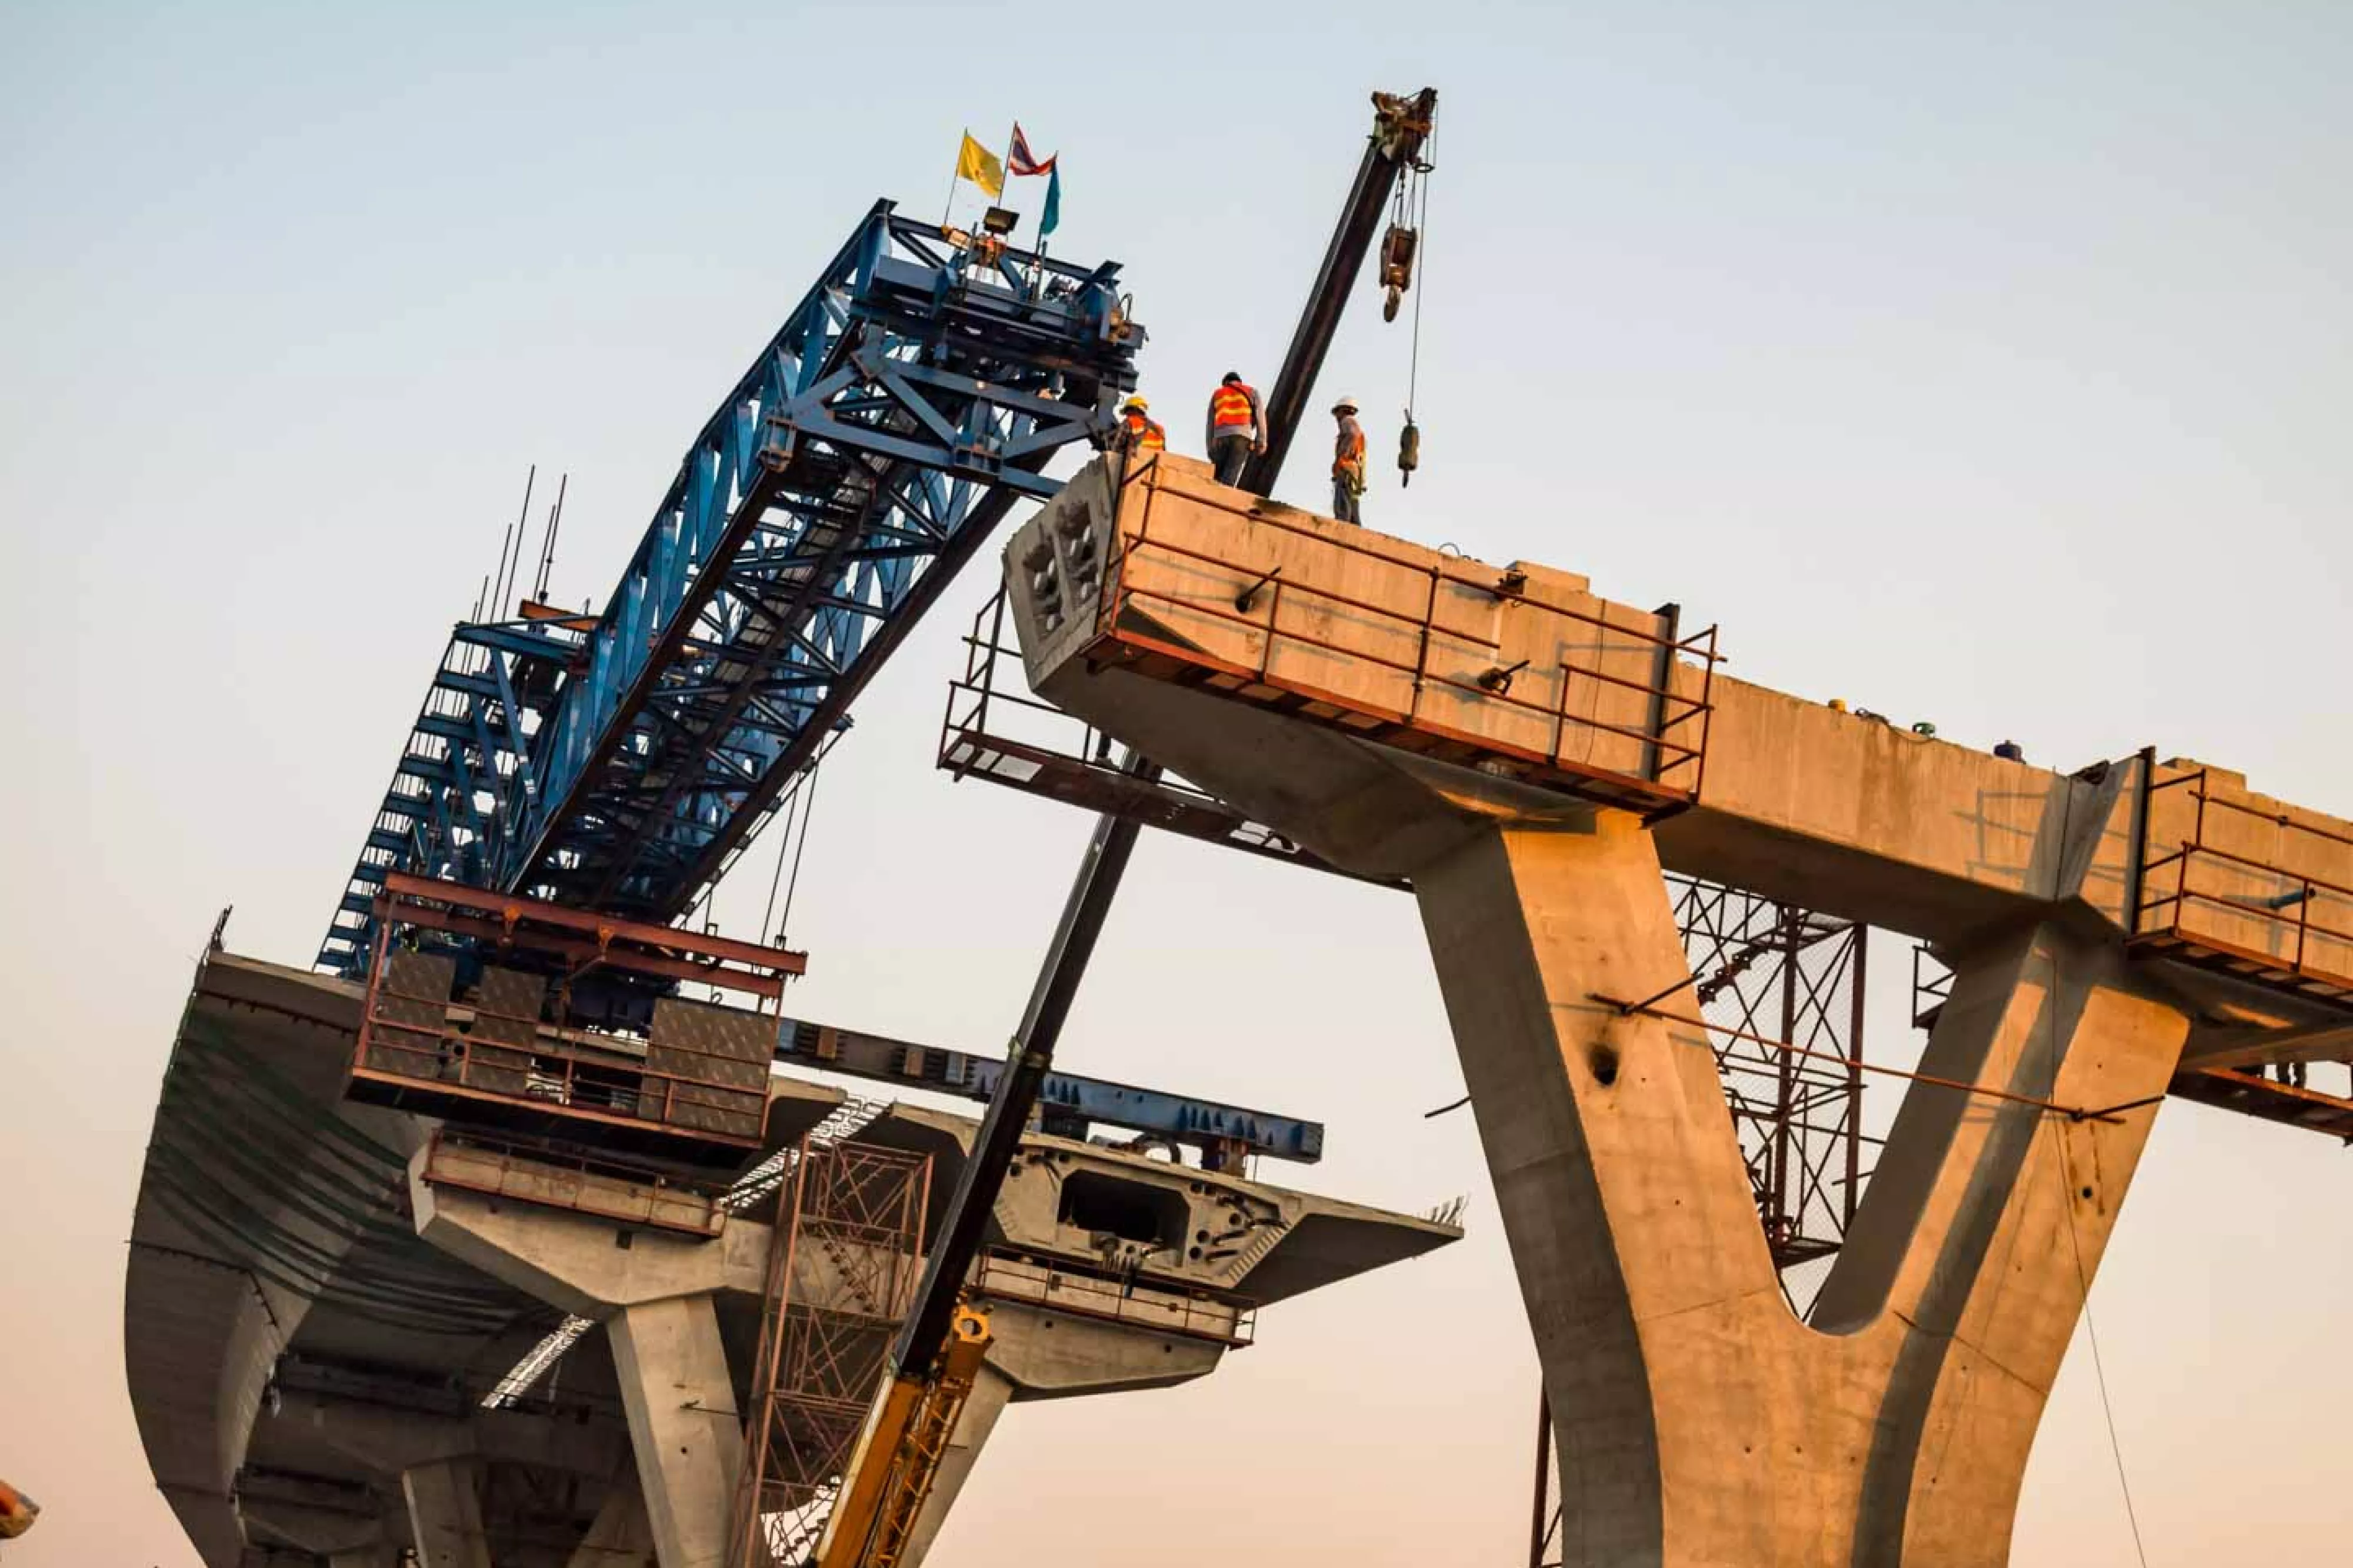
814,1308,992,1568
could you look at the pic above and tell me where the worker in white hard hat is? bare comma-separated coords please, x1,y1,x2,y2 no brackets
1330,395,1367,524
1116,394,1166,456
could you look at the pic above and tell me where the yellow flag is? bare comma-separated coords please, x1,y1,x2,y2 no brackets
956,131,1005,199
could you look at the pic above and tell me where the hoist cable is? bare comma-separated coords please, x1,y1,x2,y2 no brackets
1405,128,1434,421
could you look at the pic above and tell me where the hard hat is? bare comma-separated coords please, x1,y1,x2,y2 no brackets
1222,370,1242,385
1121,395,1149,413
1332,395,1359,413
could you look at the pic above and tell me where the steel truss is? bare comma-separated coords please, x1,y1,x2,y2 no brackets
321,202,1143,978
728,1141,931,1568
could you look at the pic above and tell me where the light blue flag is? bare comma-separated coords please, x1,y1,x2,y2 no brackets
1039,166,1062,238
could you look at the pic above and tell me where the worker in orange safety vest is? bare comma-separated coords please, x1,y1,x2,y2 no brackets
1203,371,1265,486
1116,394,1166,455
1330,394,1367,524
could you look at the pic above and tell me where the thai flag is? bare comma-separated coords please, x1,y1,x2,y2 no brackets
1008,123,1056,177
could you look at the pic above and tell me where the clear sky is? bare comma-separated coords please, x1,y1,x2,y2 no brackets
4,2,2349,1563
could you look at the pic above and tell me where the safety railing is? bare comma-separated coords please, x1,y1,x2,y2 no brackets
937,585,1409,888
1094,455,1720,815
974,1250,1255,1346
1911,946,1955,1032
2131,768,2353,1002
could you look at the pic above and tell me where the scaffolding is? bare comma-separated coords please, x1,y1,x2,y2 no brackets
727,1142,931,1568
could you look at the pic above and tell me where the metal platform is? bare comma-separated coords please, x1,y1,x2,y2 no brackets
345,874,809,1168
2168,1066,2353,1141
2129,765,2353,1010
937,585,1405,890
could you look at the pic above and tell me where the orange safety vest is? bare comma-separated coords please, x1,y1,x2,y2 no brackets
1123,411,1166,451
1209,382,1257,431
1333,421,1367,479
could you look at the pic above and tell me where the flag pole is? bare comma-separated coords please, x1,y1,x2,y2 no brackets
939,155,960,229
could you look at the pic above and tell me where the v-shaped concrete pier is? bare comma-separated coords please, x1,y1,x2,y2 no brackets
998,452,2351,1564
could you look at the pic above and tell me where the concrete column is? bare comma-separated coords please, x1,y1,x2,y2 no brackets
1412,812,2188,1566
608,1297,744,1568
568,1469,656,1567
401,1457,491,1568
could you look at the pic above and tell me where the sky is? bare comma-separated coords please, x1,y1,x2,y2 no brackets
2,1,2350,1563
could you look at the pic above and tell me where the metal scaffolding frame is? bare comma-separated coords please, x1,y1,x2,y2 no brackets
728,1142,931,1568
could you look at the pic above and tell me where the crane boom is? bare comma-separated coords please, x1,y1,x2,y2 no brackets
1239,88,1437,495
811,86,1437,1568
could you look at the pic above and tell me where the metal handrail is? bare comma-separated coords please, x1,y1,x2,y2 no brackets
1109,455,1723,666
1105,561,1711,769
1098,458,1718,802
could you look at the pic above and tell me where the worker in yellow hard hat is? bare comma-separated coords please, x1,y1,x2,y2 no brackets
1116,394,1166,456
1330,395,1367,524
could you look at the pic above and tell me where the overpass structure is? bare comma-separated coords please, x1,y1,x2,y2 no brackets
128,952,1455,1568
126,178,1478,1568
986,449,2352,1565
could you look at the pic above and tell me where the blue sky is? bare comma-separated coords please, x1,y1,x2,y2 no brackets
4,3,2350,1563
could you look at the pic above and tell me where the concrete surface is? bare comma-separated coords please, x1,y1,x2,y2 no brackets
992,472,2315,1563
128,952,1459,1568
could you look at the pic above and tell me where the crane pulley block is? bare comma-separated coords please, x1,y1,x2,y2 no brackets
1379,222,1419,321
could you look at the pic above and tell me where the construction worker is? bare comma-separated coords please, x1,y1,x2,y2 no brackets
1116,394,1166,456
1330,395,1367,523
1204,371,1265,486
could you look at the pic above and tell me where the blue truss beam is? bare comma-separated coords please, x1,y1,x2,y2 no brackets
775,1017,1324,1163
318,202,1142,976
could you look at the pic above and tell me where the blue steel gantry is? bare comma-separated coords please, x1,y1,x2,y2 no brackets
317,202,1142,978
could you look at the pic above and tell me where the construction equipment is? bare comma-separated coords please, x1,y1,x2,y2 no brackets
810,85,1437,1568
317,204,1143,1004
1238,87,1437,496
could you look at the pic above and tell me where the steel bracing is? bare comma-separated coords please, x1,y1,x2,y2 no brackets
319,202,1141,978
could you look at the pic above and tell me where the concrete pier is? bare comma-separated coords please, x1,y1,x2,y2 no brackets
409,1105,1452,1568
126,955,1457,1568
1415,818,2182,1563
995,460,2275,1563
